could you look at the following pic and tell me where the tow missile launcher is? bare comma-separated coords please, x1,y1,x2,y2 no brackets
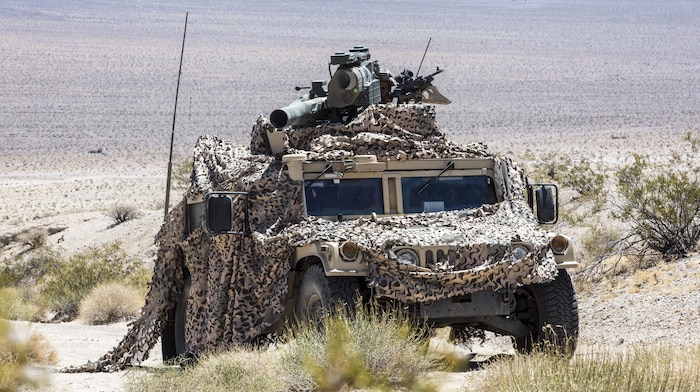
270,46,450,129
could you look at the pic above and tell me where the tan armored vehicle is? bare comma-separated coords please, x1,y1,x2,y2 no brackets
72,47,578,372
159,47,579,359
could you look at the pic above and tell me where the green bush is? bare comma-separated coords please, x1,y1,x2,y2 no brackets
0,287,40,321
0,247,61,288
1,242,149,321
559,159,607,203
38,242,143,320
616,133,700,258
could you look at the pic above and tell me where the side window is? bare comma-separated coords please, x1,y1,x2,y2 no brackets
305,178,384,216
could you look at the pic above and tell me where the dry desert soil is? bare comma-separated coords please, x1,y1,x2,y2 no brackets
2,1,699,391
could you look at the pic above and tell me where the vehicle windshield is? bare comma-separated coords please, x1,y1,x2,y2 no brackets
304,178,384,216
402,176,497,213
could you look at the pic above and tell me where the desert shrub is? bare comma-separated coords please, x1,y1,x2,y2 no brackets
280,305,439,392
126,349,283,392
109,203,140,224
519,151,561,183
578,133,700,280
0,319,57,391
79,282,144,325
519,152,608,212
38,242,142,320
0,287,40,321
0,260,19,288
615,134,700,258
558,159,607,203
0,247,61,288
14,228,48,250
481,344,700,391
579,223,621,266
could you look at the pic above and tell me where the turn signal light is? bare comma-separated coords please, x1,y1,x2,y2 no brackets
550,235,569,255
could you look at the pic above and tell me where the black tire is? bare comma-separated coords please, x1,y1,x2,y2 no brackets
295,264,360,323
162,273,190,361
173,274,191,356
514,269,579,354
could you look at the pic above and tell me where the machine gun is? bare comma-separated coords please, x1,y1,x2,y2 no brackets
269,46,449,129
388,67,451,105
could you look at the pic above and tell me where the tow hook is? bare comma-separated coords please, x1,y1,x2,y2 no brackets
499,288,515,311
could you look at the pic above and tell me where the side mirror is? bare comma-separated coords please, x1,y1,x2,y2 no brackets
528,184,558,224
205,192,250,235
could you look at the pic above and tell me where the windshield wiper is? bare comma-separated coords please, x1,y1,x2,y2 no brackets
304,164,333,190
417,161,454,195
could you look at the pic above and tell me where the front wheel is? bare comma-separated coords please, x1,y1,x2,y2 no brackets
295,264,360,323
513,269,579,354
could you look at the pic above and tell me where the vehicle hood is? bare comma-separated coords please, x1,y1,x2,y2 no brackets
285,199,558,303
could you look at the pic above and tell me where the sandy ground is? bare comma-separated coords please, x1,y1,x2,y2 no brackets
12,321,161,392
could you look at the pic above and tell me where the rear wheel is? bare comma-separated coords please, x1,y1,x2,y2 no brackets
173,274,191,356
514,269,578,354
295,264,360,323
162,273,190,361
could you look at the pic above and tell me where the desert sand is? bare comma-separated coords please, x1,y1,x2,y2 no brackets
2,0,699,391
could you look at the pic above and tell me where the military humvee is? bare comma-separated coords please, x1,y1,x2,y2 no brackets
160,47,579,359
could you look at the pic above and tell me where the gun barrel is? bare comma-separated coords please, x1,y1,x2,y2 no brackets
270,97,329,128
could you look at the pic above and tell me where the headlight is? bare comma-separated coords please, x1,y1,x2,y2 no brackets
395,249,419,265
550,235,569,255
511,245,529,262
339,241,360,261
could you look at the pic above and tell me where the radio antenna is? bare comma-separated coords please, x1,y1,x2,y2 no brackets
164,12,188,221
416,37,432,76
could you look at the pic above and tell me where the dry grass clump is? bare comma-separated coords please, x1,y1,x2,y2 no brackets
0,318,57,391
280,306,439,392
79,282,144,325
126,348,285,392
479,344,700,392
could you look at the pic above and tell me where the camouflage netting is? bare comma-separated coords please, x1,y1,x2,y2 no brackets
65,103,558,372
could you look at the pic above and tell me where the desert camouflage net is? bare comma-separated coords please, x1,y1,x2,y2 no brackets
65,103,557,372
